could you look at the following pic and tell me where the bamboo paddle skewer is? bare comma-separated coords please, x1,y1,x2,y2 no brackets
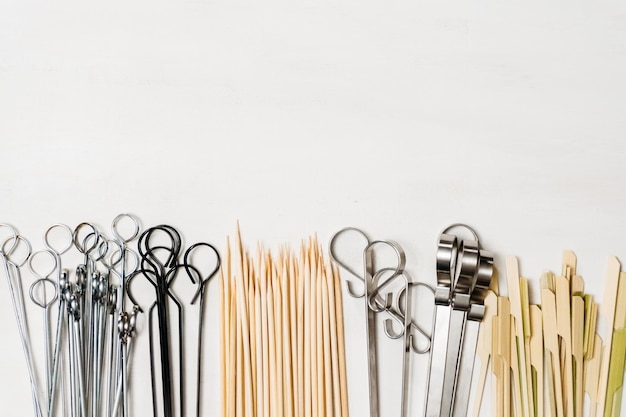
597,257,622,417
471,290,497,417
529,305,544,417
571,275,585,417
585,334,603,417
506,257,532,417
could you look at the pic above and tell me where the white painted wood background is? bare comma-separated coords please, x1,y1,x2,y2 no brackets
1,0,626,416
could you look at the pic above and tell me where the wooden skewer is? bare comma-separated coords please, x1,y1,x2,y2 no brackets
529,305,544,417
556,282,574,417
310,245,319,417
316,254,326,417
585,334,603,417
333,262,350,417
326,260,342,417
571,275,585,417
236,282,244,417
510,315,523,417
297,243,306,417
220,254,226,417
221,231,349,417
597,257,622,417
304,246,312,417
603,271,626,417
282,252,295,417
506,257,532,417
472,290,497,417
542,272,564,417
267,256,278,417
274,257,285,417
584,297,598,360
248,260,256,414
234,227,254,417
254,260,264,417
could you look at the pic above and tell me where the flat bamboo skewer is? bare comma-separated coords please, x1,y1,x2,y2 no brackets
506,257,532,417
571,275,585,417
542,272,565,417
585,334,603,417
597,257,622,417
529,305,544,417
556,259,575,417
471,290,497,417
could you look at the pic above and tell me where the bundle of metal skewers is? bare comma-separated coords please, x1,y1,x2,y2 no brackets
0,216,221,417
328,224,494,417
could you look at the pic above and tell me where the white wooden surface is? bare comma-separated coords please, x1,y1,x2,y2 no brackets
1,0,626,416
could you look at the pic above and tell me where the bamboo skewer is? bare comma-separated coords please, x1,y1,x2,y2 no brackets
327,262,342,417
304,249,312,417
333,262,350,417
310,248,319,417
282,252,295,417
472,290,497,417
221,229,350,417
254,267,264,417
529,305,544,417
597,257,622,417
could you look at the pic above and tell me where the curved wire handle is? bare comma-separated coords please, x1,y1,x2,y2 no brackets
1,234,33,267
0,223,20,258
73,222,101,257
111,213,141,244
395,282,435,354
29,278,59,309
44,223,74,257
138,225,182,279
184,242,221,304
329,227,371,298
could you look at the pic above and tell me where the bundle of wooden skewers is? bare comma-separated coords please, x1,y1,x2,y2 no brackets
220,229,349,417
472,252,626,417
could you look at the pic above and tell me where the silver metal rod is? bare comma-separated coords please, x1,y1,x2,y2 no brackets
424,305,451,417
439,308,467,417
451,320,480,417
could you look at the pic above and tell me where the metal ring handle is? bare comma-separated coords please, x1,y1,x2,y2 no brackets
44,224,73,256
28,249,58,279
29,278,59,308
329,227,371,282
0,223,19,257
1,235,32,267
112,213,141,244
